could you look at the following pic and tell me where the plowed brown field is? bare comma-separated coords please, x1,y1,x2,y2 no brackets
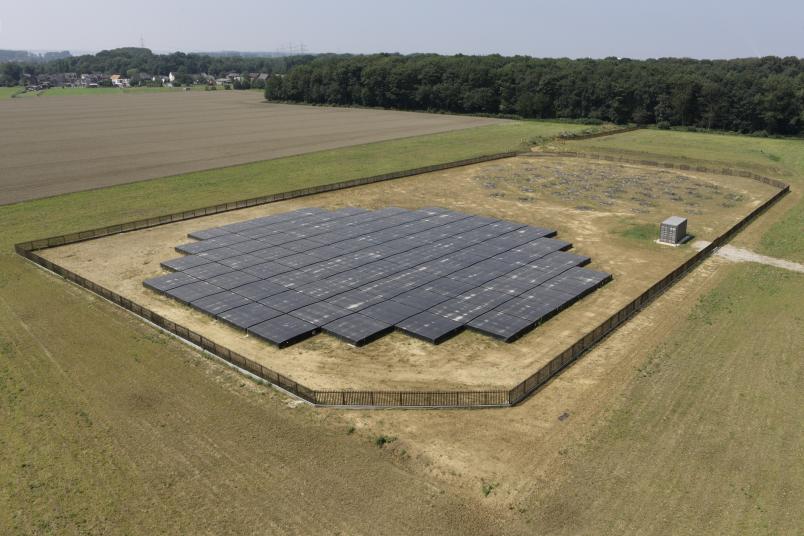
0,91,500,204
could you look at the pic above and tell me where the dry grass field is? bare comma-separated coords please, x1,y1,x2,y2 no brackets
0,91,502,204
41,156,778,391
1,124,802,535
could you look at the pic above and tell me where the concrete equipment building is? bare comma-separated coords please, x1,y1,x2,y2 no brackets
659,216,688,245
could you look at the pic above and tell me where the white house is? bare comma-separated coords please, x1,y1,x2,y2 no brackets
110,74,131,88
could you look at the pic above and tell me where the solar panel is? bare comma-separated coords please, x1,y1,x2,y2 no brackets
539,267,612,299
268,233,312,247
197,247,244,262
175,239,226,254
164,281,224,304
187,227,231,240
145,207,611,347
392,287,451,310
191,291,252,316
467,311,535,342
531,251,590,270
250,246,295,261
231,280,287,301
259,290,319,313
271,252,320,269
481,275,536,295
206,271,261,291
448,259,512,285
503,266,559,287
282,238,325,253
492,296,563,323
269,270,317,289
242,261,292,279
144,272,198,292
306,245,346,260
214,253,266,270
321,314,391,346
396,311,463,344
420,278,475,297
302,259,353,279
228,239,276,254
236,226,278,240
184,262,234,280
296,280,352,300
461,241,510,257
514,286,575,310
290,302,351,326
325,288,386,312
429,288,512,323
160,255,211,272
561,267,612,286
360,300,420,324
247,314,318,347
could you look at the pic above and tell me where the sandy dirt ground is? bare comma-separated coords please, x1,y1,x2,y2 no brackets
693,240,804,273
0,91,500,204
41,156,778,391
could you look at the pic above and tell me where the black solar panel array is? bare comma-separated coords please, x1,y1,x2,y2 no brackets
144,207,612,347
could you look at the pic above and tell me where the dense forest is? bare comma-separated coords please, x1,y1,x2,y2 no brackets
265,54,804,135
0,48,314,82
4,49,802,135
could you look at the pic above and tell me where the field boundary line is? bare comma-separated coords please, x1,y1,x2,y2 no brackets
556,125,641,141
14,152,790,408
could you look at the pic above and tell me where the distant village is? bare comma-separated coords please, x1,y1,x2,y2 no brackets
22,71,272,91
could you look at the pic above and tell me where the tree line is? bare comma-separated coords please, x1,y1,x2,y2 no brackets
0,48,315,85
0,49,71,63
265,54,804,135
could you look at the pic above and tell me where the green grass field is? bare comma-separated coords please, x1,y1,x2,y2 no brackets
1,124,801,534
0,87,23,99
532,262,803,535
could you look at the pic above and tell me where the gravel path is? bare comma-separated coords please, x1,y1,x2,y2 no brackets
693,240,804,273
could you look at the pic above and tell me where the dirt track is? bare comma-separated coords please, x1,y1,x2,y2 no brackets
0,91,500,204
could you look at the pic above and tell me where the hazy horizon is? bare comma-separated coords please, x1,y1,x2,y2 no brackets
1,0,803,60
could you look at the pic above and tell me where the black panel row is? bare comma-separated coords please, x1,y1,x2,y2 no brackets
144,207,612,347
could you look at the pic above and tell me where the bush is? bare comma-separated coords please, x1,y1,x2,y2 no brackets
374,435,396,448
657,120,671,130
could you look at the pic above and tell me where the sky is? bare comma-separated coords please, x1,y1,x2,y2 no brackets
1,0,802,59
